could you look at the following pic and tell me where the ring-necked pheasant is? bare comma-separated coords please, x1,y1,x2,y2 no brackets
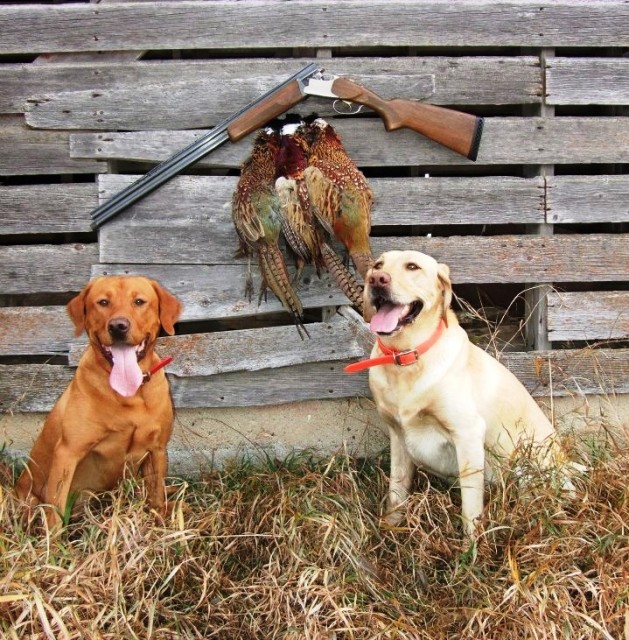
303,118,374,279
231,127,307,337
275,119,364,311
274,121,323,279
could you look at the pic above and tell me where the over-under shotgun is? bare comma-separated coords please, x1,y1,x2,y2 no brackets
91,64,483,228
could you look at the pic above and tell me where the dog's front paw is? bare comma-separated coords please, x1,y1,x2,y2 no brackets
382,508,405,527
44,506,64,532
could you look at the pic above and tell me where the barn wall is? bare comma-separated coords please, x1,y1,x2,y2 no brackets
0,1,627,466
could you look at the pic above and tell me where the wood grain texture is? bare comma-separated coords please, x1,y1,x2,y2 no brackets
97,230,628,286
7,173,627,238
0,365,75,413
90,263,352,321
0,244,98,295
546,57,629,105
0,115,104,176
369,235,629,284
19,57,540,130
1,2,627,54
70,117,629,167
3,347,627,413
547,291,629,341
546,175,629,224
0,307,78,357
0,183,97,235
1,1,628,415
96,174,544,265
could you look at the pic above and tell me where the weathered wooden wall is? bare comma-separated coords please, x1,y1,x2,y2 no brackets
0,0,627,416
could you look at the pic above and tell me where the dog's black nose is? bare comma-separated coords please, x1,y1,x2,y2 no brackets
368,270,391,287
108,316,130,338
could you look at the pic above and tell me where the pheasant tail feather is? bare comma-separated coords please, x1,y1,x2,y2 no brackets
321,242,364,313
258,244,304,321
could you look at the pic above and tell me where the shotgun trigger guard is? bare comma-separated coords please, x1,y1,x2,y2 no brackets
332,100,364,115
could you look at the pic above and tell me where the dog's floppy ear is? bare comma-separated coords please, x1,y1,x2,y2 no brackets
66,283,91,336
437,263,452,326
152,280,182,335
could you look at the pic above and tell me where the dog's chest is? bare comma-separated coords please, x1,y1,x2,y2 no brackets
369,365,461,479
369,359,443,424
90,387,172,449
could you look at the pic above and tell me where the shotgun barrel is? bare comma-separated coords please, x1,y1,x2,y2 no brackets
90,63,319,229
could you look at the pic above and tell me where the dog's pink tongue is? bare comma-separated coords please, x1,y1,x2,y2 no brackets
109,345,143,397
370,304,407,334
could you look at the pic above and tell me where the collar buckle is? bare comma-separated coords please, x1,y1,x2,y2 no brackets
393,349,420,366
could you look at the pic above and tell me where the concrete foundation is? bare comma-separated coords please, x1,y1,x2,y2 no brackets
2,394,628,478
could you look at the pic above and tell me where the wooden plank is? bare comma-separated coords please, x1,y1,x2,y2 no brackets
97,230,628,285
0,115,104,176
32,52,145,66
96,174,544,265
70,117,629,168
546,57,629,105
0,244,98,295
522,48,555,353
369,235,629,284
502,348,629,398
21,287,629,361
547,292,629,342
20,57,540,130
547,175,629,224
0,365,75,413
0,307,77,357
5,55,538,114
68,318,366,374
4,306,364,362
3,347,628,413
90,264,352,321
0,183,97,235
1,2,627,54
93,234,628,322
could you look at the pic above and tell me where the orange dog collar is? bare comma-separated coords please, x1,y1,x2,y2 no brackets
344,319,445,374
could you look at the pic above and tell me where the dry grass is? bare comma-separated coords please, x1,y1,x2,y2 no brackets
0,431,627,640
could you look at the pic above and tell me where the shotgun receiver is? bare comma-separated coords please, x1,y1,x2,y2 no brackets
90,64,483,229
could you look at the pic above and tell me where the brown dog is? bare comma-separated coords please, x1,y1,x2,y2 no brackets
347,250,569,537
15,275,182,528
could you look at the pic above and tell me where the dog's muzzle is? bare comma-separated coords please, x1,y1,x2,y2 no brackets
368,287,424,335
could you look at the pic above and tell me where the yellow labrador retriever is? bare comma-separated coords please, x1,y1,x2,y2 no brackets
346,250,565,536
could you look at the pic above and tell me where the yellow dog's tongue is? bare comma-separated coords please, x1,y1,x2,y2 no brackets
369,303,409,334
109,344,143,397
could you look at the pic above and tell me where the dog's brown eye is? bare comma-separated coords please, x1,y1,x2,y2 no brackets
97,299,109,307
134,298,146,306
406,263,420,271
373,261,383,270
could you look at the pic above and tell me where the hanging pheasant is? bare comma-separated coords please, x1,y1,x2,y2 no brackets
275,119,364,311
231,127,307,337
303,117,374,279
274,121,323,279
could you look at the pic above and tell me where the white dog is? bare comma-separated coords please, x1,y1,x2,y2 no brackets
346,250,567,536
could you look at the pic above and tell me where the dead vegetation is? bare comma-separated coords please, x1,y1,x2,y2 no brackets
0,429,627,640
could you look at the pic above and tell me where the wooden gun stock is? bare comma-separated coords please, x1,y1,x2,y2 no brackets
331,77,484,160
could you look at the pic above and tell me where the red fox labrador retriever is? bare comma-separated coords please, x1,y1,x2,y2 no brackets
15,275,182,528
346,250,568,537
